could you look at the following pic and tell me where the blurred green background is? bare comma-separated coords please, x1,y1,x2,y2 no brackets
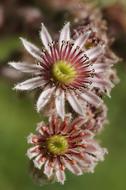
0,0,126,190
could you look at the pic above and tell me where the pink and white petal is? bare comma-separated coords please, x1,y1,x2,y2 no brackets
20,37,42,62
92,63,111,73
14,76,44,91
62,157,83,175
79,90,103,107
92,77,113,92
83,163,97,173
27,133,40,144
67,91,84,115
8,61,42,74
37,87,55,112
36,121,45,135
55,169,66,185
54,159,66,184
44,160,53,178
40,23,53,52
33,154,46,169
82,130,94,139
85,46,104,61
74,31,91,49
55,89,65,120
71,155,86,168
86,142,108,161
59,22,70,48
70,116,86,129
26,145,40,159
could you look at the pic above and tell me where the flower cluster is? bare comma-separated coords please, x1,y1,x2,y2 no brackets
9,6,119,184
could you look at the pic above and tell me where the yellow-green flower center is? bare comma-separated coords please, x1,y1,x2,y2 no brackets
52,60,76,84
46,135,68,155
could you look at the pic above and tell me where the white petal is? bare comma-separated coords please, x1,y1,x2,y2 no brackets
62,157,82,175
67,91,84,115
37,87,55,112
92,63,111,73
26,146,40,159
70,116,86,128
44,160,53,178
80,90,103,107
20,37,42,62
54,159,66,184
55,89,65,120
27,133,34,144
8,61,42,74
40,23,52,52
85,46,104,61
56,170,66,185
27,133,41,144
33,154,45,169
59,22,70,48
14,76,44,91
71,155,86,167
83,130,94,139
91,77,113,94
74,31,91,49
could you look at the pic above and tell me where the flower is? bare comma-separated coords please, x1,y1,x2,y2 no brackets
27,115,107,184
9,22,112,119
72,22,119,96
81,103,108,133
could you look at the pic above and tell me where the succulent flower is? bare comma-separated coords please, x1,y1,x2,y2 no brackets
82,103,108,133
72,22,119,96
27,115,107,184
9,22,112,119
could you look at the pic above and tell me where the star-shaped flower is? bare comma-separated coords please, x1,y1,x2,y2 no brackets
27,115,107,184
9,22,112,119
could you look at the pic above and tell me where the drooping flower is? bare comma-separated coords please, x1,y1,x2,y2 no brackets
9,22,112,119
27,116,107,184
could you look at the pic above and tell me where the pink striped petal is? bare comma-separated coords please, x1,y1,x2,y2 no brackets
27,133,40,144
40,23,52,52
14,76,44,91
44,160,53,178
74,31,91,49
8,61,42,74
33,154,46,169
59,22,70,48
56,169,66,184
62,157,83,175
67,91,84,115
55,89,65,120
80,90,103,107
20,37,42,62
92,63,111,73
70,116,86,128
85,46,104,61
37,87,55,112
27,146,40,159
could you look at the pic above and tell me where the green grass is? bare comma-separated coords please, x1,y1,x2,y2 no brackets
0,63,126,190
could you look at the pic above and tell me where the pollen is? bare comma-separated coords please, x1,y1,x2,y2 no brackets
52,60,77,84
46,135,68,155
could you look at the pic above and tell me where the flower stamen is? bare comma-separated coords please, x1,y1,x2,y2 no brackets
47,135,68,155
52,60,76,84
